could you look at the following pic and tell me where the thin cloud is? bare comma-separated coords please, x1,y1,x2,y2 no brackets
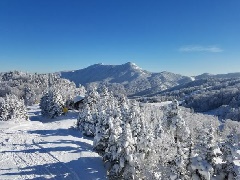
179,45,223,53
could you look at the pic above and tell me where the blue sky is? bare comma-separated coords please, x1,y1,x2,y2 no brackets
0,0,240,75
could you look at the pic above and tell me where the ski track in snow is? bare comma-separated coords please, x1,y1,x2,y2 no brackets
0,105,107,180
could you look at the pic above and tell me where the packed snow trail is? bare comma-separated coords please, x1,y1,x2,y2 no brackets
0,104,107,180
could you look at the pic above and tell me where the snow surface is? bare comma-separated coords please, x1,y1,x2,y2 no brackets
190,76,195,81
0,104,107,180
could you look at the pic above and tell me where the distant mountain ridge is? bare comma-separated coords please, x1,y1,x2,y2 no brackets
59,62,193,96
195,72,240,80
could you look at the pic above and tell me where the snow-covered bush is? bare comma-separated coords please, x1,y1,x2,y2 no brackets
40,88,64,118
0,94,28,121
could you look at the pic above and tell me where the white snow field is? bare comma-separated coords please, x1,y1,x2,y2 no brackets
0,104,107,180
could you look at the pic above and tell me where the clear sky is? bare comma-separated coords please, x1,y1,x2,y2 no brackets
0,0,240,76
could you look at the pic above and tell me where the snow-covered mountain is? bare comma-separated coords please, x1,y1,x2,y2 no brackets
59,62,192,96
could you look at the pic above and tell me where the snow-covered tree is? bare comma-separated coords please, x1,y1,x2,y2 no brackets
128,100,142,139
23,85,37,106
117,94,130,124
94,86,113,154
135,121,156,179
104,115,122,171
0,97,8,120
190,122,220,180
220,133,239,179
77,87,99,136
114,123,136,179
40,88,64,118
0,94,28,121
160,100,192,179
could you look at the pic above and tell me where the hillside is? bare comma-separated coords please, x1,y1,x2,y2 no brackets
59,62,192,96
151,77,240,121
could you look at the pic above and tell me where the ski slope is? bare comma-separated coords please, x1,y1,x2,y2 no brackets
0,105,107,180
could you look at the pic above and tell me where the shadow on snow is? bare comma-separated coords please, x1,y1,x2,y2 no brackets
2,157,105,180
1,128,106,179
2,138,93,154
28,110,79,123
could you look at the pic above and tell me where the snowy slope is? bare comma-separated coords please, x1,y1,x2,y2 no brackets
59,62,192,96
0,105,107,180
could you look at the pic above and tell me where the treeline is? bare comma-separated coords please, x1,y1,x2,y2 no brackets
77,86,240,179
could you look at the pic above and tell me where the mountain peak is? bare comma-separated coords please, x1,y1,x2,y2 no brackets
125,62,134,65
60,62,192,96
